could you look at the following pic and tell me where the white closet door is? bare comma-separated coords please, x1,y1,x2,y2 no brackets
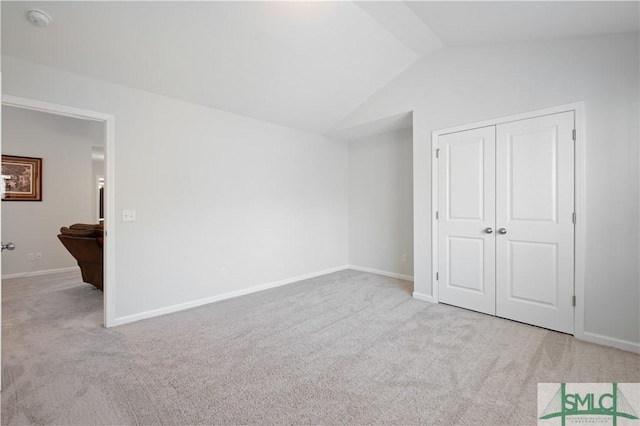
495,112,575,333
438,126,496,315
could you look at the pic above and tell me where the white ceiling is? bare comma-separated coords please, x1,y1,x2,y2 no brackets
406,1,640,46
2,1,638,136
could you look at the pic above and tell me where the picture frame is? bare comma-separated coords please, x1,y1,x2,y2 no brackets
1,155,43,201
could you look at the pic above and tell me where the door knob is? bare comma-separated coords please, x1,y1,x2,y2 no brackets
1,242,16,252
498,228,507,235
485,227,493,234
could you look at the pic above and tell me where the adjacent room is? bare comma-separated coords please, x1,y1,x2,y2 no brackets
1,1,638,424
1,106,104,279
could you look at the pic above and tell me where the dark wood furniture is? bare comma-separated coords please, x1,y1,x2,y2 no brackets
57,223,104,290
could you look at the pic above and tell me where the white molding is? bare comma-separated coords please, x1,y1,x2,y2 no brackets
2,266,79,280
111,265,350,327
431,102,586,337
347,264,414,282
572,102,587,343
431,130,439,303
1,95,116,328
2,95,112,122
412,292,436,303
432,102,587,136
103,109,116,328
581,332,640,354
0,72,2,391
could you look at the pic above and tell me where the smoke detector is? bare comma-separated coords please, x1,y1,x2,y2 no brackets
27,9,52,27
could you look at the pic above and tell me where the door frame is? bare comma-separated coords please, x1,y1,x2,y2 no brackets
431,102,585,337
1,94,117,328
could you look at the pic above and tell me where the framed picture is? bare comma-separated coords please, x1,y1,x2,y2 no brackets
1,155,43,201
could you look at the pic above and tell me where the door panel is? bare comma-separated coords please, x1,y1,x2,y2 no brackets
509,127,558,222
438,126,496,315
448,236,485,293
509,240,558,306
448,140,485,220
495,112,574,333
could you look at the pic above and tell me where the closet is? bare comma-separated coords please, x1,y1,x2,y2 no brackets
436,111,575,334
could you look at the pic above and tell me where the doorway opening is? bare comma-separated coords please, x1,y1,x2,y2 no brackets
1,95,115,327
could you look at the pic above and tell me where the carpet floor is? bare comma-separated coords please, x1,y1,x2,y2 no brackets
2,269,639,425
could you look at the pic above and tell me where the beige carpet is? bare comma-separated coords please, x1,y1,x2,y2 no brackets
2,269,639,425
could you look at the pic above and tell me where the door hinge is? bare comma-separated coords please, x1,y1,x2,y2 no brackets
572,212,576,224
436,272,439,280
435,211,439,220
572,129,576,141
572,295,576,307
436,149,440,158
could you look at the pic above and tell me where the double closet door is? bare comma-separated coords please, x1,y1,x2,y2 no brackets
437,111,575,334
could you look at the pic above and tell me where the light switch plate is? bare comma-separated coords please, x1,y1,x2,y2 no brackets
122,209,136,222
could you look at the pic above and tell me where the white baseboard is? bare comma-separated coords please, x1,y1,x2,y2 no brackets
111,265,350,327
347,264,414,282
412,291,436,303
2,266,79,280
11,265,636,356
580,331,640,354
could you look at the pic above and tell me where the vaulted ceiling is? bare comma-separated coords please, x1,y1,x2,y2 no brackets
2,1,638,135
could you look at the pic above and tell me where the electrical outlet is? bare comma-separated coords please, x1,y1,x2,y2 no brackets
27,253,35,261
122,209,137,222
35,252,43,260
401,254,408,263
220,267,228,278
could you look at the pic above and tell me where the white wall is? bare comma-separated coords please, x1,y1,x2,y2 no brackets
1,106,103,276
334,33,640,347
348,127,413,278
1,55,349,323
